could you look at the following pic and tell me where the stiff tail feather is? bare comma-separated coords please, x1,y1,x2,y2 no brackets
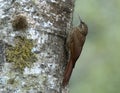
62,59,74,86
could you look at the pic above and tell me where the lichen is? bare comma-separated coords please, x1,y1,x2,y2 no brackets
5,36,37,72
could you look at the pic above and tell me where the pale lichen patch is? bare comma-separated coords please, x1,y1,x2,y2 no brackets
47,75,58,89
43,21,53,27
26,28,39,40
24,63,42,75
51,0,57,3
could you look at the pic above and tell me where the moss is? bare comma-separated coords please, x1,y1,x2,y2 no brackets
5,36,37,72
12,14,28,31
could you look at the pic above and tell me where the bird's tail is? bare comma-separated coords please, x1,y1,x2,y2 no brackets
62,59,74,86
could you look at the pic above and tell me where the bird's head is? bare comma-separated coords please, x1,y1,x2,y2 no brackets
79,16,88,36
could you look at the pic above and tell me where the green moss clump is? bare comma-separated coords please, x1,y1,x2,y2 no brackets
6,36,37,72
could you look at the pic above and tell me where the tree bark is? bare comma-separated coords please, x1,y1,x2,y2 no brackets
0,0,75,93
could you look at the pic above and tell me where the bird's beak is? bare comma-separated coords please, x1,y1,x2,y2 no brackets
78,15,84,27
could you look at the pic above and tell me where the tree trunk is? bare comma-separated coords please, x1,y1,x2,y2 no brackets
0,0,75,93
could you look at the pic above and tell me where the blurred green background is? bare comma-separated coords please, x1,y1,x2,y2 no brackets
70,0,120,93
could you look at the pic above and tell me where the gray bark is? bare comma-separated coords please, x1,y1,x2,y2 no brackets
0,0,75,93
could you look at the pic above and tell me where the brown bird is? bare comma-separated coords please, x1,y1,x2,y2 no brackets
62,17,88,86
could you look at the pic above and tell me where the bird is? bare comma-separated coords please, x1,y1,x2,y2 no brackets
62,16,88,86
